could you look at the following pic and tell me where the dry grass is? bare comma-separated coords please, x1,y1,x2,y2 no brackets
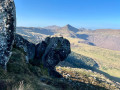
56,66,120,90
66,37,120,78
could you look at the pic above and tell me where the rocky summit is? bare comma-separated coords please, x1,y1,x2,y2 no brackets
0,0,16,69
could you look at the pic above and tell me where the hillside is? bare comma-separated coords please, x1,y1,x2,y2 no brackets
0,47,119,90
77,30,120,51
58,52,99,69
56,66,120,89
1,46,119,90
16,25,120,82
0,33,120,90
71,43,120,81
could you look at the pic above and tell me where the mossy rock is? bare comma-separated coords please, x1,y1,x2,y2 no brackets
7,47,49,76
7,48,30,74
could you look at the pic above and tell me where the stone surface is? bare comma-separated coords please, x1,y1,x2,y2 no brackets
0,0,16,69
42,37,71,68
14,34,71,77
41,37,71,77
14,34,36,63
35,41,47,60
14,35,71,77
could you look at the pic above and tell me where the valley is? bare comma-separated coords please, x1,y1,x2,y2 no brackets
16,25,120,83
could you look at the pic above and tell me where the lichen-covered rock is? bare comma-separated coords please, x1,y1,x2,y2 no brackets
14,34,35,63
41,37,71,77
35,41,47,60
0,0,16,69
14,34,71,77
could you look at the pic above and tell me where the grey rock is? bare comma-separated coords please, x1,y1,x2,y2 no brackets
14,34,71,78
14,34,36,62
41,37,71,77
29,41,48,65
42,37,71,68
0,0,16,69
35,41,47,60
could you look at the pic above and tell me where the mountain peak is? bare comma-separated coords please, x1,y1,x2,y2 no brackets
65,24,73,28
63,24,79,33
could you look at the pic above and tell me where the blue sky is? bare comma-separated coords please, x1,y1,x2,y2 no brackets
14,0,120,29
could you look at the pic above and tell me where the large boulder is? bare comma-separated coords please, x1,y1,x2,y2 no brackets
36,37,71,77
0,0,16,69
14,34,36,63
42,37,71,68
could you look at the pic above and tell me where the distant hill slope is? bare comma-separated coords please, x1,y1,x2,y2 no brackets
17,26,120,51
77,29,120,51
44,25,61,30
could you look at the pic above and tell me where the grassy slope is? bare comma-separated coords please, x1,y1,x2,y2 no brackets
0,47,110,90
56,66,120,90
68,37,120,78
58,51,99,70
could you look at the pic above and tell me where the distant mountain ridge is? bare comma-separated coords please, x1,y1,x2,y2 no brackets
17,25,120,51
44,25,61,30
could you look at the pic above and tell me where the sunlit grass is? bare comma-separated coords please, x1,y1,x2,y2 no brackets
56,66,120,90
67,37,120,78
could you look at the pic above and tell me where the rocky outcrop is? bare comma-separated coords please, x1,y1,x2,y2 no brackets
35,37,71,77
0,0,16,69
42,37,71,68
14,34,36,62
14,35,71,77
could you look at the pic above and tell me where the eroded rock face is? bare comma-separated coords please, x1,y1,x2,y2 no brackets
14,34,36,63
0,0,16,69
42,37,71,68
35,37,71,77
